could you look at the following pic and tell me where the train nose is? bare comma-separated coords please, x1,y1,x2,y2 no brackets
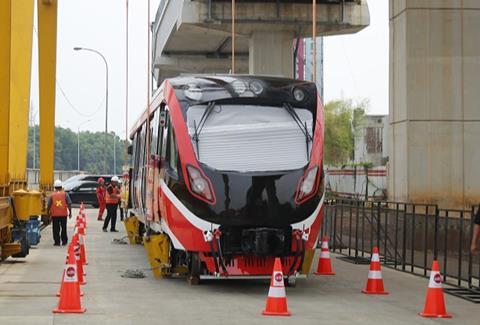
221,227,292,256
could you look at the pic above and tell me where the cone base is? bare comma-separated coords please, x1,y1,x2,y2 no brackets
52,307,86,314
362,289,389,295
57,291,84,297
80,281,87,285
419,312,452,318
262,310,291,317
314,272,336,275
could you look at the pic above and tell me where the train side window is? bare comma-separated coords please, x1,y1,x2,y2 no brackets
167,120,178,174
150,109,159,156
160,110,169,161
139,124,147,211
157,104,166,162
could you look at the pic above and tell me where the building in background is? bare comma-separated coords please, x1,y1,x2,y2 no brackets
354,115,388,166
295,37,324,101
304,37,324,101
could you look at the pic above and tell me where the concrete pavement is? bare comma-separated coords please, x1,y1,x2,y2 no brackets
0,208,478,325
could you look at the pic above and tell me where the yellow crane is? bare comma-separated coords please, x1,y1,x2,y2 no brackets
0,0,58,260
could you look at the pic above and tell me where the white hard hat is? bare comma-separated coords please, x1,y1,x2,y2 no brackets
54,179,63,188
111,176,119,182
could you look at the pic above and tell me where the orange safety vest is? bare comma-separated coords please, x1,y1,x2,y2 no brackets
106,185,120,205
50,191,68,217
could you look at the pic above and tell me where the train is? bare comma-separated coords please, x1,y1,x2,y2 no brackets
128,75,325,284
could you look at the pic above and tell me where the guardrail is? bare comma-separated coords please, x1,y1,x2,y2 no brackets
321,198,480,292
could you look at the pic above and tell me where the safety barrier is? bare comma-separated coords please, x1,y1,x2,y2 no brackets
321,198,480,294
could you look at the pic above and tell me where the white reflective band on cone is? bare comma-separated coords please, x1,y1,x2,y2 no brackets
368,270,383,279
371,254,380,262
321,241,328,249
268,286,287,298
320,251,330,258
428,271,443,288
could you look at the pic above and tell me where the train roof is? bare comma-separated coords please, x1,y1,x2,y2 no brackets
130,74,319,138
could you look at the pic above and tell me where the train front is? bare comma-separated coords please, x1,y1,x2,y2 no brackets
163,75,325,280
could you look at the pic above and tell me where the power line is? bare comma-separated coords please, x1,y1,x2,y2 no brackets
34,23,105,119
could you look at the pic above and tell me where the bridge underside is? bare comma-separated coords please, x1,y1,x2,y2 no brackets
153,0,370,84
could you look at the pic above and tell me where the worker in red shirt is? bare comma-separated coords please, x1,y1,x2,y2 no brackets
96,177,106,221
47,180,72,246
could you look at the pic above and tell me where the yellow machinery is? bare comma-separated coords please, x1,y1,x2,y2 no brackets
0,0,57,260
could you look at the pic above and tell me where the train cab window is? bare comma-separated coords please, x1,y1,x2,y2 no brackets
186,104,313,172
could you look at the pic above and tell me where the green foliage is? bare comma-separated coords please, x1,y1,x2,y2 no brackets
324,99,368,166
27,125,129,174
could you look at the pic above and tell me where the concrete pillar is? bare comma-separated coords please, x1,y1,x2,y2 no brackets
389,1,480,208
248,31,294,77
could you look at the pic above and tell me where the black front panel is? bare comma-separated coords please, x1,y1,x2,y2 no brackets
169,168,323,228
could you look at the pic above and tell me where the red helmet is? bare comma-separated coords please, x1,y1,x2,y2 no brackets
97,177,105,184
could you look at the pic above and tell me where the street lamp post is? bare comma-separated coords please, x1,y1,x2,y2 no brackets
113,134,116,174
73,47,109,174
77,119,92,171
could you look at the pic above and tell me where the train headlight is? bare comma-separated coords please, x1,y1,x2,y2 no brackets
249,81,264,95
193,178,206,193
231,80,247,95
185,84,203,101
293,87,306,102
186,165,215,203
295,166,319,203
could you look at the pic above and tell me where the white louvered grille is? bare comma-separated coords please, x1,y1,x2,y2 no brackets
187,105,313,173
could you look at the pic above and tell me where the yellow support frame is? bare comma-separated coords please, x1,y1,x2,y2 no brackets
38,0,58,191
0,0,34,193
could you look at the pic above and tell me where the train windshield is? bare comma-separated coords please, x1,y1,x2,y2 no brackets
187,104,313,173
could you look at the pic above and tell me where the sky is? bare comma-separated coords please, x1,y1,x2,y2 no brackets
30,0,388,136
323,0,389,114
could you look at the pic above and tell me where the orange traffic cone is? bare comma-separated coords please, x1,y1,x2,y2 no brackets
76,211,86,236
56,247,84,297
52,243,86,313
362,247,388,294
78,232,88,265
80,202,87,229
419,260,452,318
73,234,86,285
262,258,291,317
314,236,335,275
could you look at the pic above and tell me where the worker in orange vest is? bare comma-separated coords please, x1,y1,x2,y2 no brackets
103,176,121,232
96,177,106,221
47,180,72,246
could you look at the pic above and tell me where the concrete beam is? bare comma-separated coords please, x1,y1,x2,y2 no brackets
153,55,248,85
153,0,369,81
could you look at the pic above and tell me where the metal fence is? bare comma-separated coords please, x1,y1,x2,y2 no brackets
321,198,480,291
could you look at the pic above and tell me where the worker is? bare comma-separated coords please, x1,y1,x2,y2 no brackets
103,176,121,232
96,177,106,221
471,206,480,254
47,180,72,246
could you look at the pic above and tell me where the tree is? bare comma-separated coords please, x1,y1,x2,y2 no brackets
27,126,129,175
323,99,367,165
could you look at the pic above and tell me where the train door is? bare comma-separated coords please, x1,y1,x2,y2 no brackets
145,109,160,221
160,106,179,187
158,104,168,219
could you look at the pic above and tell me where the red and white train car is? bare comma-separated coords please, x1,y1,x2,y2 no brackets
129,75,325,283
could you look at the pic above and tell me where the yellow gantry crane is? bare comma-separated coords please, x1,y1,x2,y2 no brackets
0,0,57,259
